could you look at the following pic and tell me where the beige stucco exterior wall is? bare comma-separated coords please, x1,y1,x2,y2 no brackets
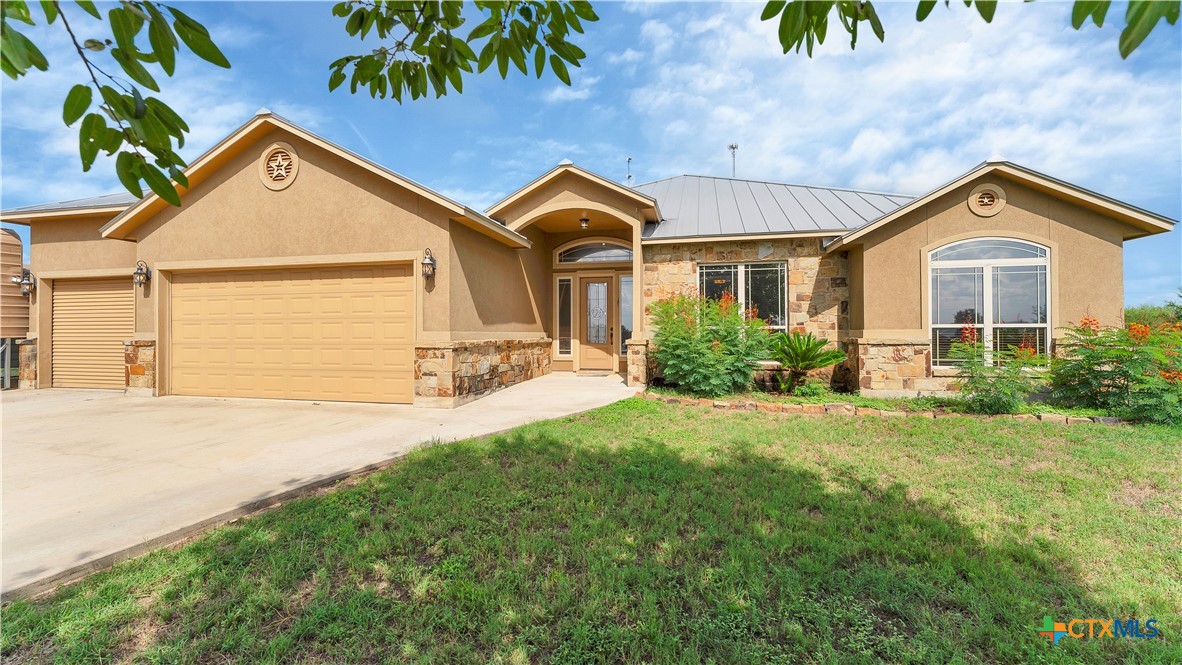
448,221,548,339
853,175,1127,338
131,128,463,335
25,215,135,336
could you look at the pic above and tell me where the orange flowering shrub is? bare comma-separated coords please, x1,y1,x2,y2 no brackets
1052,317,1182,425
649,291,772,397
959,325,978,344
1128,323,1151,343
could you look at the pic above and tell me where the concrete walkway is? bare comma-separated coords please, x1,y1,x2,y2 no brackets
0,373,635,597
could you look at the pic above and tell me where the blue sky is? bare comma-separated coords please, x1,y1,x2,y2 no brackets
2,1,1179,305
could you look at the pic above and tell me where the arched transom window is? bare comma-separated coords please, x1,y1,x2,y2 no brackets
930,237,1050,366
556,241,632,264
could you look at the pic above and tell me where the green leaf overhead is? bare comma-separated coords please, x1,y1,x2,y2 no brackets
328,1,599,102
2,0,1178,206
1,1,233,205
62,84,92,125
762,0,1177,57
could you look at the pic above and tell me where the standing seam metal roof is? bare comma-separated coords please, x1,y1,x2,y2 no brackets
1,192,140,215
633,175,915,240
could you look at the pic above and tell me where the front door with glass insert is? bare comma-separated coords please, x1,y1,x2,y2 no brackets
579,277,614,370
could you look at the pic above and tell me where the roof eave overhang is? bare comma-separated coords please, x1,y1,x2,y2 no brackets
643,230,848,245
824,162,1177,253
456,207,532,249
485,164,659,221
0,206,129,224
99,113,531,249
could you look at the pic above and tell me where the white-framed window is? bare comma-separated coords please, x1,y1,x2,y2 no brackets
929,237,1050,366
619,274,633,354
698,262,788,331
556,277,573,356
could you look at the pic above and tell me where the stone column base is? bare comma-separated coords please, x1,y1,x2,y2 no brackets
16,338,36,389
852,338,957,397
626,339,649,387
124,340,156,396
414,338,552,408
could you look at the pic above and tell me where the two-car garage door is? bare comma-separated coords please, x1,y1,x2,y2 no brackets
171,263,416,403
169,264,415,404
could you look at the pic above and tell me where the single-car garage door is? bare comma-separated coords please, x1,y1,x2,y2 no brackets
170,263,414,403
51,277,135,389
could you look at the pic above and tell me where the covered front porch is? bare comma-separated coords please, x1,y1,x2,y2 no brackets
485,163,659,382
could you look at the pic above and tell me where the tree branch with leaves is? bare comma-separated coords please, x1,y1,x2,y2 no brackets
2,0,231,205
2,0,1177,207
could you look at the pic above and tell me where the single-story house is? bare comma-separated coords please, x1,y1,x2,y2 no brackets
1,111,1175,405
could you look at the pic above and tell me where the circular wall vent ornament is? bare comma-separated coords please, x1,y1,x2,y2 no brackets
258,142,298,190
968,183,1006,217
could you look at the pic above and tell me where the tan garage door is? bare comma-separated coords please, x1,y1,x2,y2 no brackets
170,264,414,403
51,278,135,389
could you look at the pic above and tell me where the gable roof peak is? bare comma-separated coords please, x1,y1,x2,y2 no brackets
255,106,272,116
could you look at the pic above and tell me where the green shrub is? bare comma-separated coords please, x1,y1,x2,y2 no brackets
793,379,831,398
1051,318,1182,425
649,291,772,398
948,329,1047,415
768,331,847,394
1125,289,1182,327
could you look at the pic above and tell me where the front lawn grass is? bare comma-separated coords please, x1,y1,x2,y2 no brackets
3,401,1179,663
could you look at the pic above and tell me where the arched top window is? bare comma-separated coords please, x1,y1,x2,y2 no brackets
929,237,1050,367
931,238,1047,262
557,241,632,264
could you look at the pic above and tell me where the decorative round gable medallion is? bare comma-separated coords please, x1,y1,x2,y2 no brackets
258,142,298,191
968,183,1006,217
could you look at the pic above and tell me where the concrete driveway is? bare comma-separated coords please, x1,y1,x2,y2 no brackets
1,373,635,597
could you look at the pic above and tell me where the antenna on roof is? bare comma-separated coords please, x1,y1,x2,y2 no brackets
625,156,633,185
728,143,738,178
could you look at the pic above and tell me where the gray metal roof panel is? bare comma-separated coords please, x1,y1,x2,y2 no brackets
2,191,139,215
632,175,915,240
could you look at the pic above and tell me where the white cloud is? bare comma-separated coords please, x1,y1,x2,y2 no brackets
543,75,602,103
640,20,675,57
619,2,1181,207
606,48,644,65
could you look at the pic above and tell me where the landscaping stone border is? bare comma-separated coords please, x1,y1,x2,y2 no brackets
638,391,1124,426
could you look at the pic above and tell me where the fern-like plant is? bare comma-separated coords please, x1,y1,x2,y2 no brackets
768,331,847,394
649,291,771,397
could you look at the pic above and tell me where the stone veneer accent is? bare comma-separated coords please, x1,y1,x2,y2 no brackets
124,340,156,396
626,339,649,387
642,237,852,388
642,237,849,343
17,338,36,389
850,338,955,397
415,338,551,408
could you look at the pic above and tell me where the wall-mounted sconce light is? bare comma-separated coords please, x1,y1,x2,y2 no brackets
11,269,34,296
579,217,590,230
421,248,436,279
132,260,152,286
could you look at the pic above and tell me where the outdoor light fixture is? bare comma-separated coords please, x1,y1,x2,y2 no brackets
11,269,34,296
421,248,436,279
579,217,590,230
132,260,151,286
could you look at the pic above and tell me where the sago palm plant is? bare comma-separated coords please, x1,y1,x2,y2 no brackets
769,331,847,394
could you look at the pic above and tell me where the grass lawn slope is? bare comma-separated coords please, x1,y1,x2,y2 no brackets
3,400,1179,663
